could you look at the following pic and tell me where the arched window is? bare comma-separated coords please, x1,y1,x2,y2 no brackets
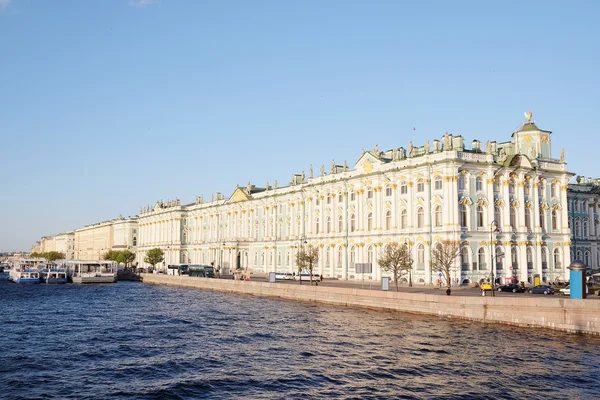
434,205,442,228
553,248,561,269
277,251,282,266
325,216,331,233
576,250,582,262
526,247,533,270
338,215,343,232
478,248,486,270
510,206,517,230
417,207,424,228
551,183,557,198
286,251,290,266
350,246,356,268
477,206,485,228
325,247,331,267
575,219,581,237
539,206,545,230
401,209,407,229
367,212,373,231
367,246,373,264
385,210,392,230
509,180,516,195
493,180,500,193
525,207,531,229
538,183,544,198
417,244,425,266
495,246,503,272
315,217,320,234
461,247,470,270
327,196,331,204
254,251,258,265
541,247,548,270
337,247,343,267
494,206,502,226
584,220,589,237
400,183,408,194
350,214,356,232
476,177,483,191
182,232,187,243
585,251,590,267
524,183,530,196
460,204,468,228
552,210,558,231
458,175,465,190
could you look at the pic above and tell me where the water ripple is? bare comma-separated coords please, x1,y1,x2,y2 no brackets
1,280,599,399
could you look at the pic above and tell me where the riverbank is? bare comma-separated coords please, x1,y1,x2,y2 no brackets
141,274,600,335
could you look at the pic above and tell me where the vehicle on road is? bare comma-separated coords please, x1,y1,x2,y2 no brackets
559,285,570,296
528,285,555,295
496,283,524,293
188,265,215,278
480,282,493,291
275,272,294,280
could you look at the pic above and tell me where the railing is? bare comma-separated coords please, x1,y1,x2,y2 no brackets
458,152,489,162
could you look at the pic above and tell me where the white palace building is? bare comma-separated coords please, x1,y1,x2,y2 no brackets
137,113,573,285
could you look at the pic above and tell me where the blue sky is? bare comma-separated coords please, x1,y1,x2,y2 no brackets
1,0,599,251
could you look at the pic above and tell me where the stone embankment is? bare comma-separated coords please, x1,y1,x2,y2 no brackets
141,274,600,335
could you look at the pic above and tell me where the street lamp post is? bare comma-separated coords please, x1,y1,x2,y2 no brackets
490,220,500,297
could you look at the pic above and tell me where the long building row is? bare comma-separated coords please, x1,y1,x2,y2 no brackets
31,113,600,285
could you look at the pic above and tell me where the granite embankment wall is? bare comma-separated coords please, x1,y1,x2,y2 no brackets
141,274,600,335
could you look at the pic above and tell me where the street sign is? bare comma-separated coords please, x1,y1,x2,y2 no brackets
509,266,513,270
439,272,443,277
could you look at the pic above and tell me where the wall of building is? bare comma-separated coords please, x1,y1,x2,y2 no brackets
74,222,113,260
137,117,572,285
568,178,600,271
142,274,600,336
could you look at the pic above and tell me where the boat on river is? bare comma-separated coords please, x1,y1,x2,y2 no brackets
38,263,68,284
60,260,117,284
7,259,45,284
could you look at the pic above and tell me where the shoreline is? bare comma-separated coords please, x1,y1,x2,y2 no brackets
141,274,600,336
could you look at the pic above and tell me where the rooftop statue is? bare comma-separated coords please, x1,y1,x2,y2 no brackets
424,140,430,153
343,160,348,171
331,159,335,173
560,148,564,163
309,164,313,179
320,165,325,176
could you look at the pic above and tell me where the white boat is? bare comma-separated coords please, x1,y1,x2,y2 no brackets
7,259,45,284
60,260,117,284
38,263,68,284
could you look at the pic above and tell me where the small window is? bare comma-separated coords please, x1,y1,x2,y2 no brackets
476,177,483,191
417,207,424,228
416,179,424,193
327,196,331,204
385,186,392,197
367,190,373,199
350,192,356,201
434,177,442,191
400,183,408,194
458,175,465,190
338,194,343,203
316,198,320,206
385,210,391,230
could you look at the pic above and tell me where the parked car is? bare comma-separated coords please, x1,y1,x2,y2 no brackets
497,284,525,293
528,285,555,295
559,285,570,296
480,282,493,291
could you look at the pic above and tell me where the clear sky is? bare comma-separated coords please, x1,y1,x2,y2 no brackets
1,0,599,252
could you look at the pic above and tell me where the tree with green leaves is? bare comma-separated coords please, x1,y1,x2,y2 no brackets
30,252,41,258
378,242,412,291
118,250,136,269
103,250,121,263
144,248,164,272
430,240,461,295
296,244,319,286
45,251,65,262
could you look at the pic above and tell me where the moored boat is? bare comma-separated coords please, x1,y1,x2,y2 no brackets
39,263,68,284
8,265,40,284
60,260,117,284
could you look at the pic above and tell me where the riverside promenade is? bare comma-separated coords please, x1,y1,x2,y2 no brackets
141,274,600,335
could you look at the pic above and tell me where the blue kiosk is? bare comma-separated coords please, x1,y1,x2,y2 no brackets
568,260,587,299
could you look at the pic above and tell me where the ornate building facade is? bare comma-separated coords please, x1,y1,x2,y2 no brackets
137,114,572,284
74,216,138,260
567,177,600,272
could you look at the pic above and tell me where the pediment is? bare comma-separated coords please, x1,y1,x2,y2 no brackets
507,154,533,169
354,152,382,174
228,188,250,203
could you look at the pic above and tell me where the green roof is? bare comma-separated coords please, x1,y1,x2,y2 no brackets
516,122,551,133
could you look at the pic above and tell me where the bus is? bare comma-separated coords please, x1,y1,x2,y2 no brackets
275,272,294,280
167,264,189,276
188,264,215,278
294,273,322,282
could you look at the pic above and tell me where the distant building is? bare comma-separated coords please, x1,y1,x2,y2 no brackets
567,177,600,272
74,216,138,260
137,113,573,284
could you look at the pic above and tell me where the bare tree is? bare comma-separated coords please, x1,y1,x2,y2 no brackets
296,244,319,286
430,240,461,295
401,242,414,287
378,243,412,291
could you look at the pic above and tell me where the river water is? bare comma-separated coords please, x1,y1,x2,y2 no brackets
1,279,599,399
